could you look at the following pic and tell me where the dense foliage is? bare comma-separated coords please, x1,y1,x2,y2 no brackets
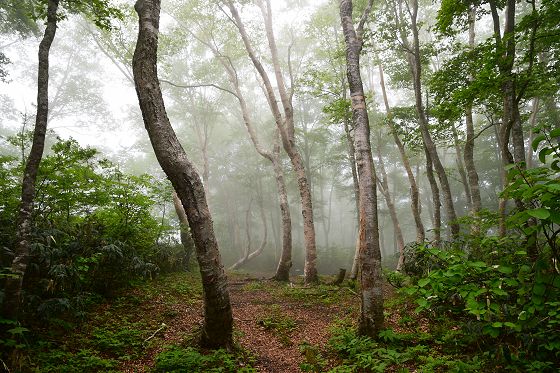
0,137,188,325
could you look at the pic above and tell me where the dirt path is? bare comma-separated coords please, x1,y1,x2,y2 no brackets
228,278,359,372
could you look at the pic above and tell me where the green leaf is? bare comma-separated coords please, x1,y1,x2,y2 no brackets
550,128,560,138
491,322,503,328
532,134,546,150
418,278,430,288
527,208,550,220
497,266,513,274
539,148,552,163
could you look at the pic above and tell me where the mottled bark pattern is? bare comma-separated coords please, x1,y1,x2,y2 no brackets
132,0,232,348
3,0,59,320
340,0,384,338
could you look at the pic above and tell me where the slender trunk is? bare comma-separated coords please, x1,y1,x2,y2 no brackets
526,98,540,169
340,0,384,338
397,0,459,237
378,63,425,242
425,147,441,246
376,139,405,270
463,7,482,225
451,124,471,211
228,0,318,283
3,0,59,320
132,0,232,348
230,189,268,270
172,192,194,271
345,116,361,280
272,149,293,281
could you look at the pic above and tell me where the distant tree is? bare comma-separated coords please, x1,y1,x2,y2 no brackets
132,0,233,348
225,0,319,284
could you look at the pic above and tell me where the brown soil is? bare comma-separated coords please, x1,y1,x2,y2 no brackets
119,274,395,372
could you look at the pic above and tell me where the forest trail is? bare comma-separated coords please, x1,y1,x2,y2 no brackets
114,271,366,372
25,271,401,372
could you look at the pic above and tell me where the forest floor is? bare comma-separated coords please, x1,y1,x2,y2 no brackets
24,270,403,372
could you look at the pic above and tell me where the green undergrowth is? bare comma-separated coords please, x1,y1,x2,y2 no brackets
5,271,204,372
153,345,256,372
257,304,297,346
300,313,485,372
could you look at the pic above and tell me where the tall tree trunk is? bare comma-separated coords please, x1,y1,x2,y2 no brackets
3,0,59,320
340,0,384,338
375,138,405,270
227,0,318,284
172,191,194,271
132,0,232,349
463,7,482,225
378,63,425,242
393,0,459,237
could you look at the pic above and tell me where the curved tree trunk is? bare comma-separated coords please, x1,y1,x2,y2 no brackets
393,0,459,237
230,183,268,270
172,192,194,271
132,0,232,349
378,64,425,242
340,0,384,338
3,0,59,320
227,0,318,284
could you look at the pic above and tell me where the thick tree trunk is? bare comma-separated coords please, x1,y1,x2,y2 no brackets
3,0,59,320
378,64,425,242
340,0,384,338
172,192,194,271
227,0,318,284
132,0,232,349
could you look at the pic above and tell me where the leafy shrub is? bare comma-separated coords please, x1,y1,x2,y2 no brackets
35,348,119,373
0,137,183,323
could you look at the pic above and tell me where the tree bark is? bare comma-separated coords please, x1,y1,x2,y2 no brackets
340,0,384,338
3,0,59,320
132,0,232,349
393,0,459,237
376,137,405,270
463,7,482,224
378,63,425,242
172,191,194,271
451,124,471,211
425,147,442,246
526,98,540,169
227,0,318,284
